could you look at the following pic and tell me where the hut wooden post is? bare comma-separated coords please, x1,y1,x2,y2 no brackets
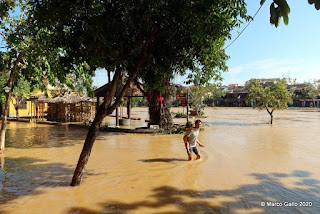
36,102,38,121
80,102,83,121
127,97,131,119
30,100,33,120
42,102,44,120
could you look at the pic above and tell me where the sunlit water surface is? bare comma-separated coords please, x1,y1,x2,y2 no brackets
0,107,319,214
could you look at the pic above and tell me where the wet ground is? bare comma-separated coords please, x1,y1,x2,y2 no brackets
0,107,319,213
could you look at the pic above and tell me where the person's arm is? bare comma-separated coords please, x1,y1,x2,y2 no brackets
197,139,204,147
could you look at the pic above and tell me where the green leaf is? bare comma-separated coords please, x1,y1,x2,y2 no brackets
274,0,290,14
260,0,267,6
282,13,289,25
316,0,320,10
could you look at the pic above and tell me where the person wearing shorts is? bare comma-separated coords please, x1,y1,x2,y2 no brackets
183,120,204,160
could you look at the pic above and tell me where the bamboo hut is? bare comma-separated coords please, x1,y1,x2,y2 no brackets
41,93,96,123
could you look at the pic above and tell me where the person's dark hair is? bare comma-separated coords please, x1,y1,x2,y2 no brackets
186,121,193,128
195,119,202,124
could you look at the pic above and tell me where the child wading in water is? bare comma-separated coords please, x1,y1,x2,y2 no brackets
183,120,204,160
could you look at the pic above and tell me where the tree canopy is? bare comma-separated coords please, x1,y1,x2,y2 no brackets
246,78,293,124
31,0,249,90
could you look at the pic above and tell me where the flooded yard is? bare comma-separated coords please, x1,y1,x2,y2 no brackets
0,107,319,213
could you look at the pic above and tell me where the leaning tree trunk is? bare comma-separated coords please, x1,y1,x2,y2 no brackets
70,105,107,186
71,52,147,186
70,27,161,186
146,79,173,129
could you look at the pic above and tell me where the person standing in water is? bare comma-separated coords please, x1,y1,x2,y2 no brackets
183,120,204,160
183,121,193,160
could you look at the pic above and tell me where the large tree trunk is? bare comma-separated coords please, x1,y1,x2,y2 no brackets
71,54,146,186
146,79,173,129
70,105,107,186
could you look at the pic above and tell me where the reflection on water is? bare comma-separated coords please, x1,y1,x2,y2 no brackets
0,107,320,213
205,121,264,126
0,157,73,203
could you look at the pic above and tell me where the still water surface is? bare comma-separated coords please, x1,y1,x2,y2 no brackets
0,107,319,213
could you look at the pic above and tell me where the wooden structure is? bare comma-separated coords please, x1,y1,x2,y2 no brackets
27,95,47,121
94,81,144,126
40,93,96,123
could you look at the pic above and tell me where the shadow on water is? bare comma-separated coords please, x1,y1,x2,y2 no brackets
67,170,320,214
0,156,97,205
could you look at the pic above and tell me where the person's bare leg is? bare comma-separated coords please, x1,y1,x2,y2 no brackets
188,154,193,161
196,154,201,160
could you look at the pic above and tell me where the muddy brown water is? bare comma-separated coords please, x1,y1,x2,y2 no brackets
0,107,319,213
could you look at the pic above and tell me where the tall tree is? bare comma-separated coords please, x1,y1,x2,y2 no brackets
0,1,93,153
247,79,293,124
30,0,249,185
0,1,25,153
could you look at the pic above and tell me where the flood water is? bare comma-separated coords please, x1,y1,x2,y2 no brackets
0,107,319,213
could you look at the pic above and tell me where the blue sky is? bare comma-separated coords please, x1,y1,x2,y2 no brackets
222,1,320,86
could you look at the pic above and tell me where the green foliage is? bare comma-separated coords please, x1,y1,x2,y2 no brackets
266,0,319,27
188,85,211,116
269,0,290,27
30,0,250,92
0,72,9,105
173,111,187,118
1,1,94,97
11,73,31,113
247,78,293,123
247,79,293,110
308,0,320,10
131,97,147,107
301,83,317,99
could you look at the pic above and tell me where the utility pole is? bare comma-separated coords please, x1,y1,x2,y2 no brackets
187,87,189,123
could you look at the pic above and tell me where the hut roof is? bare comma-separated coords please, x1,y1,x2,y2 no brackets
38,93,96,103
95,80,144,98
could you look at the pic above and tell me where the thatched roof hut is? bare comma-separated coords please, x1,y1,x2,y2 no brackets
39,93,96,104
43,93,96,123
